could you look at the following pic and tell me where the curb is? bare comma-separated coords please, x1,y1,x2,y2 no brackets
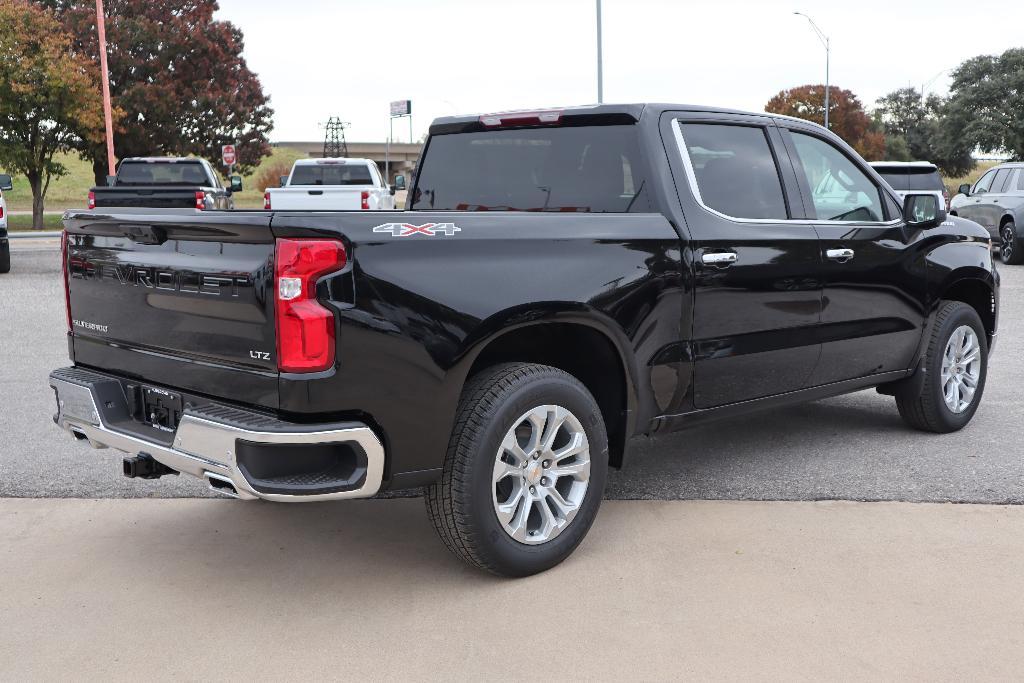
7,230,63,239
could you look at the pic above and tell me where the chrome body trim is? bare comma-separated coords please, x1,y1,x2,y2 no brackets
49,370,385,502
668,117,903,228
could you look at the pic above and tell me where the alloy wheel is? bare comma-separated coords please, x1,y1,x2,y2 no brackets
940,325,981,414
491,405,591,545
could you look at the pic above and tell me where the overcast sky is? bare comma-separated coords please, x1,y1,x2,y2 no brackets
215,0,1022,143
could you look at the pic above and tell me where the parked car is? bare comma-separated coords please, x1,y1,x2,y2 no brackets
51,104,998,576
88,157,241,211
870,161,949,210
264,158,399,211
950,162,1024,264
0,173,11,273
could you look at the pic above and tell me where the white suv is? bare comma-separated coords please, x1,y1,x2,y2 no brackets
870,161,949,211
0,173,12,274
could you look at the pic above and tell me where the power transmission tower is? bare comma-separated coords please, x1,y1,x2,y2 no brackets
323,117,349,157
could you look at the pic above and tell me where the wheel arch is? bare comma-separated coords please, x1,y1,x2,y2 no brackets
458,313,638,469
938,275,997,345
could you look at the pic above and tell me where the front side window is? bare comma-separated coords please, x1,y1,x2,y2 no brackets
677,122,788,220
790,133,884,222
973,170,996,194
991,169,1011,194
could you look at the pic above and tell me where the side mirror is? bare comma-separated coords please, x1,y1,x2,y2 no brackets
279,175,289,188
903,193,945,229
229,175,243,193
958,183,971,197
393,174,406,191
105,175,116,187
0,174,12,191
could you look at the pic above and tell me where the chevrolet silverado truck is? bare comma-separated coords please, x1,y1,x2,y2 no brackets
51,104,999,577
263,158,399,211
88,157,242,211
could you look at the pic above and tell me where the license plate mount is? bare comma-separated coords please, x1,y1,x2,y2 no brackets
141,386,183,432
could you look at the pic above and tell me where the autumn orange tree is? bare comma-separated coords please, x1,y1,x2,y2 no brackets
765,84,886,160
0,0,105,228
43,0,274,184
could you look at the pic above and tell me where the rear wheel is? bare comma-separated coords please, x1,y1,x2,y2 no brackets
425,363,608,577
1000,220,1023,265
896,300,987,433
0,241,10,274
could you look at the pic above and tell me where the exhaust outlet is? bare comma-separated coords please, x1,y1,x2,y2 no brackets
204,472,240,498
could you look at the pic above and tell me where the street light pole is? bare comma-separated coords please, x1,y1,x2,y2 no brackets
95,0,116,180
596,0,603,104
794,11,830,130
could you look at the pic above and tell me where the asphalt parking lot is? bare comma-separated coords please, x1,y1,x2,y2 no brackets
2,237,1021,503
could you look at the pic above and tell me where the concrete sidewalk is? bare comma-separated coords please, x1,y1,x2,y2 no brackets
1,498,1022,680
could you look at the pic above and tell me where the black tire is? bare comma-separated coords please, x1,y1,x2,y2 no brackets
896,300,988,433
1000,220,1023,265
0,241,10,274
425,363,608,577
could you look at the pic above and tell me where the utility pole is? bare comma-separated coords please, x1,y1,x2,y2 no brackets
794,11,830,130
95,0,116,180
596,0,604,103
323,117,349,158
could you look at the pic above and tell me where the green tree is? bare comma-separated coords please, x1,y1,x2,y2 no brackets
765,84,886,160
42,0,273,183
945,48,1024,161
0,0,104,228
874,87,974,177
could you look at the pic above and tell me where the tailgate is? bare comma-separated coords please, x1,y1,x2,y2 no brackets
63,210,280,409
93,187,203,209
269,187,363,210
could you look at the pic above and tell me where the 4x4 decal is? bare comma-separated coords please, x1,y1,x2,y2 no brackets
372,222,461,237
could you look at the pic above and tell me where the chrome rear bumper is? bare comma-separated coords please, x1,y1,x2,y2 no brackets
49,367,384,502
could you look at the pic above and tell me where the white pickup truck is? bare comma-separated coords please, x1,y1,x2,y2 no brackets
264,158,400,211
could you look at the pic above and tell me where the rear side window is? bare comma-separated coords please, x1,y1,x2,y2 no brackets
290,164,373,186
876,168,944,192
117,162,209,186
677,122,788,220
1016,169,1024,191
411,125,650,212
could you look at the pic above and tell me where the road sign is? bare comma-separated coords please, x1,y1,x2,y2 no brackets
221,144,236,167
390,100,412,117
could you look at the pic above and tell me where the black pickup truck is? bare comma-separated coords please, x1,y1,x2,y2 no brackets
88,157,242,211
52,104,998,576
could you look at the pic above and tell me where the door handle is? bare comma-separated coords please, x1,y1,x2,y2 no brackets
701,251,738,266
826,248,855,262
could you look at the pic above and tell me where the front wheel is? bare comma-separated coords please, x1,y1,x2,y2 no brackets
896,300,988,433
425,363,608,577
1000,221,1023,265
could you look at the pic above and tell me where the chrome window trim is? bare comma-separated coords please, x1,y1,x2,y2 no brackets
670,118,901,228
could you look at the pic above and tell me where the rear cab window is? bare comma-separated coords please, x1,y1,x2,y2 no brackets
876,167,944,192
411,124,650,212
290,164,374,186
117,161,210,186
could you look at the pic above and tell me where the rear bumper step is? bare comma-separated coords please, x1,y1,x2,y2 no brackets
49,366,385,502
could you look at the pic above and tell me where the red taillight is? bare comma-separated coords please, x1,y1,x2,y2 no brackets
264,191,271,210
87,191,95,210
360,191,369,210
0,204,4,219
61,231,72,332
479,110,562,128
274,238,346,373
195,191,206,210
